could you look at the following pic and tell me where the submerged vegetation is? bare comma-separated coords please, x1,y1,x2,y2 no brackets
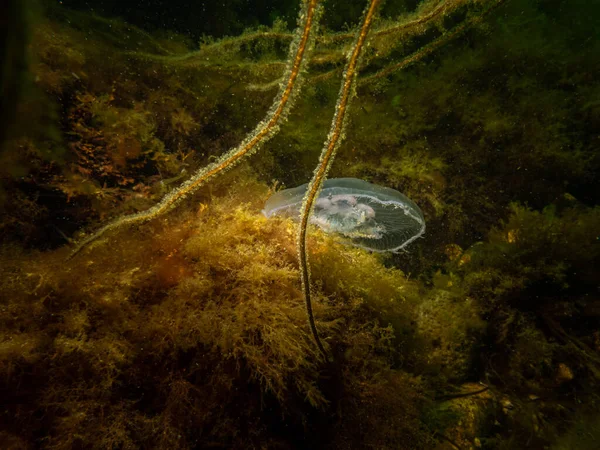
0,0,599,448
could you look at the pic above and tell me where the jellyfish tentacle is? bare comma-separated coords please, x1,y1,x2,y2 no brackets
68,0,323,260
297,0,381,359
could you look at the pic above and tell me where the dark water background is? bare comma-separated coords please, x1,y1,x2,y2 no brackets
57,0,426,38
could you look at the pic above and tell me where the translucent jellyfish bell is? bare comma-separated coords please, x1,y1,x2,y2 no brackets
263,178,425,252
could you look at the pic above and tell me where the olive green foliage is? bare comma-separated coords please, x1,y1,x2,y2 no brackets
1,0,599,448
461,204,600,300
0,6,278,246
439,204,600,447
0,172,431,448
335,0,599,247
415,289,485,382
460,204,600,378
551,413,600,450
0,1,65,240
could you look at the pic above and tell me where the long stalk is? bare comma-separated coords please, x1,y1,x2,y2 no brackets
297,0,381,359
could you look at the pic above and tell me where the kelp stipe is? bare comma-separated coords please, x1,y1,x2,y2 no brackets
297,0,381,359
68,0,323,259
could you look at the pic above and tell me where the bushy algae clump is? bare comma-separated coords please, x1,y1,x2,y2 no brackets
0,172,434,449
429,202,600,447
54,0,503,359
1,0,599,447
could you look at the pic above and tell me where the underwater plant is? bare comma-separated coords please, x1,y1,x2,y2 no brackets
296,0,381,357
66,0,510,355
2,0,599,448
67,0,322,258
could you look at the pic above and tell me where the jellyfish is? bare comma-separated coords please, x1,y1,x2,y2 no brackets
262,178,425,252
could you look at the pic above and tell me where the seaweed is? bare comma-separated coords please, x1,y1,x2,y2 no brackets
0,0,599,447
0,171,432,448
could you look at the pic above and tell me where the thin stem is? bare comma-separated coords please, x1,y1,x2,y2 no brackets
297,0,381,359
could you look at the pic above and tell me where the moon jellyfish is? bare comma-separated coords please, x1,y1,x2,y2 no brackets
263,178,425,252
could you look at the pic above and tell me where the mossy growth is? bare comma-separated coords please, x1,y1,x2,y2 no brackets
433,202,600,447
0,169,438,449
1,5,281,248
550,413,600,450
335,0,600,260
1,0,599,447
459,203,600,305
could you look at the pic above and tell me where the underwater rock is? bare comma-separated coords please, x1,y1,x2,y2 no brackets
263,178,425,252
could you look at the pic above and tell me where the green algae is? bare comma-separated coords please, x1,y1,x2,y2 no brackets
0,0,598,448
0,172,432,448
